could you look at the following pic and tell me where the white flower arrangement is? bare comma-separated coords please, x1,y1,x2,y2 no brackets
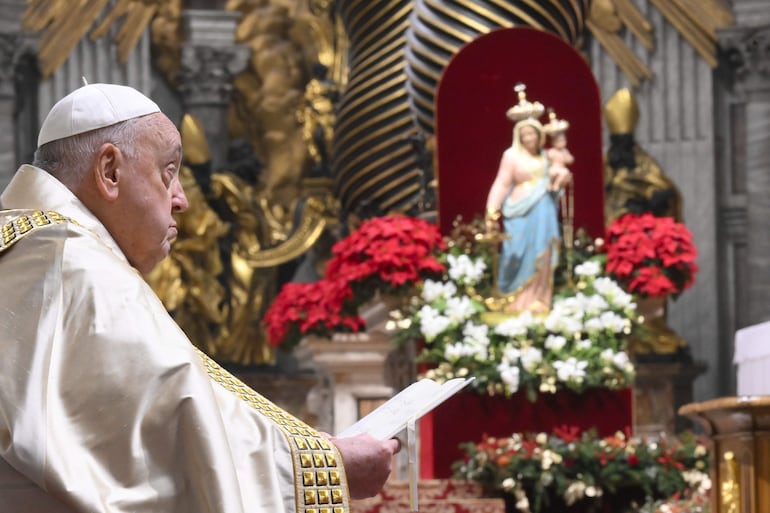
391,241,638,400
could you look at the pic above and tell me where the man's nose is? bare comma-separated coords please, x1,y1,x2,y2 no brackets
172,181,189,213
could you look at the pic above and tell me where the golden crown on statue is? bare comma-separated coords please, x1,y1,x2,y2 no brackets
544,108,570,135
505,83,545,122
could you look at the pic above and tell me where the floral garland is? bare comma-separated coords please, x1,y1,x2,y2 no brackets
453,428,711,513
392,230,638,400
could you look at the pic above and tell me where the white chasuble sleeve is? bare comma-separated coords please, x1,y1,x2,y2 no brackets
0,217,349,513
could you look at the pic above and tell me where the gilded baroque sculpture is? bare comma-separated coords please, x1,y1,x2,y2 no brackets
148,2,341,365
603,88,683,224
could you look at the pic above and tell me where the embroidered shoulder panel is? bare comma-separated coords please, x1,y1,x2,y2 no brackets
0,210,73,254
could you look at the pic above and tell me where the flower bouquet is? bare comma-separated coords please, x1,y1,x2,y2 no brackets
391,220,638,401
263,279,364,350
263,215,446,349
325,214,446,303
605,213,698,299
453,427,711,513
603,213,698,358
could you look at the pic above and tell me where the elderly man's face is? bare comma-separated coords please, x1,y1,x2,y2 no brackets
110,113,188,274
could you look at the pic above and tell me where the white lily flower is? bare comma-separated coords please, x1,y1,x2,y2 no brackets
495,314,530,338
501,344,521,363
576,339,592,350
421,279,457,302
600,311,627,333
448,253,487,285
462,321,490,346
611,351,630,369
575,260,601,277
585,294,609,316
583,317,603,334
545,334,567,351
520,346,543,372
418,305,451,340
445,295,476,322
554,357,588,382
497,362,520,392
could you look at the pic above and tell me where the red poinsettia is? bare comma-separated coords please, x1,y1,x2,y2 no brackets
325,215,447,302
263,279,365,349
604,213,698,298
263,215,447,348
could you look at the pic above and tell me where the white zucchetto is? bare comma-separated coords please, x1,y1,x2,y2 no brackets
38,83,160,147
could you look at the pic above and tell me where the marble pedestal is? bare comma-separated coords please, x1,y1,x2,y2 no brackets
299,332,395,436
633,360,707,437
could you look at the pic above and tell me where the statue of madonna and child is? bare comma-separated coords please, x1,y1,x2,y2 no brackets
484,84,573,314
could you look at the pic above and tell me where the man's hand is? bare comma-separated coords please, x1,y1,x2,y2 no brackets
330,434,400,499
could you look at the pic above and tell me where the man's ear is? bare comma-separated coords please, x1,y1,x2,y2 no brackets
92,142,122,201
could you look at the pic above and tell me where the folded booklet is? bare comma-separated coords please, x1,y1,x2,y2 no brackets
336,376,475,440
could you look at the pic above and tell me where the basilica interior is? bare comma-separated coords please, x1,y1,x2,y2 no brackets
0,0,769,512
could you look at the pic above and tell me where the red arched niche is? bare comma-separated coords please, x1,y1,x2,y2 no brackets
435,27,605,238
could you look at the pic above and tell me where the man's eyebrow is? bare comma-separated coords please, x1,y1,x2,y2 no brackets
173,143,183,159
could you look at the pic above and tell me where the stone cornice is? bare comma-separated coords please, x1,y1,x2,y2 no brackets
178,44,249,106
177,9,249,107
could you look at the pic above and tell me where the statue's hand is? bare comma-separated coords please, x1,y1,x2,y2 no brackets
485,208,501,234
550,166,572,191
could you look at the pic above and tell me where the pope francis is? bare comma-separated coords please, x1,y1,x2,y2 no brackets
0,83,398,513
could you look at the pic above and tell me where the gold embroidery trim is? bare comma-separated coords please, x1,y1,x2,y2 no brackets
196,349,350,513
0,210,72,253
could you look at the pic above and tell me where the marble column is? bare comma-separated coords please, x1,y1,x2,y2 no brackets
0,0,30,189
178,9,249,173
0,33,19,169
720,24,770,326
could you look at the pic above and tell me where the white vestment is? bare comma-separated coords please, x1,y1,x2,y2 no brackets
0,165,350,513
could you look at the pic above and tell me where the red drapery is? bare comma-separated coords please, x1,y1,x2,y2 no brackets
420,388,633,479
434,27,605,238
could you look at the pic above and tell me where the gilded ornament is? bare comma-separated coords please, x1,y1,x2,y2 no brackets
720,451,740,513
603,88,639,136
